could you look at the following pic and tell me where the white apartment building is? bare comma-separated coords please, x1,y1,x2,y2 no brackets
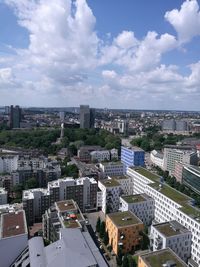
0,210,28,267
150,220,192,262
150,150,164,169
163,148,198,174
0,187,7,205
98,179,121,214
23,177,98,225
108,175,132,195
99,162,124,178
0,155,18,173
119,193,154,226
127,167,200,266
90,150,110,162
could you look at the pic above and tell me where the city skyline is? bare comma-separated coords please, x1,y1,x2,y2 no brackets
1,0,200,110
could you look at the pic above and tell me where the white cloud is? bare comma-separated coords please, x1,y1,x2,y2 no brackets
165,0,200,43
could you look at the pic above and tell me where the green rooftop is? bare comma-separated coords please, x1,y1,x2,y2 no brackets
133,167,160,182
110,175,129,180
107,211,142,227
154,222,182,237
142,249,187,267
100,179,120,187
121,194,147,204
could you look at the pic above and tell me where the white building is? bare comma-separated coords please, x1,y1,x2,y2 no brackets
0,155,18,173
0,187,7,205
127,167,200,266
150,220,192,262
18,155,45,170
110,148,118,160
0,210,28,267
119,193,154,226
150,150,164,169
98,179,121,214
108,175,132,195
163,148,198,174
99,162,124,178
90,150,110,162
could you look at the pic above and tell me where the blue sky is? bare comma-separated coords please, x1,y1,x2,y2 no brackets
0,0,200,110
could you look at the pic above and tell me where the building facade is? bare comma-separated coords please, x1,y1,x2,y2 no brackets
182,165,200,195
121,146,145,169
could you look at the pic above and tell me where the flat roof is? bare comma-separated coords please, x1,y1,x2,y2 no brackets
100,179,120,187
101,161,123,166
1,210,27,238
140,248,187,267
121,194,151,204
133,167,160,182
107,211,142,227
56,200,77,212
153,221,190,237
110,175,128,180
122,146,144,152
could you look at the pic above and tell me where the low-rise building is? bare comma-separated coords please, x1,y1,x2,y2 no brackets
119,194,154,226
106,211,144,255
78,146,102,162
98,162,125,178
90,150,110,162
150,150,164,169
150,220,192,262
0,187,7,205
43,199,85,242
0,210,28,267
138,248,188,267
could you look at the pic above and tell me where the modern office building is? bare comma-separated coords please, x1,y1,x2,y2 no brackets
9,105,21,128
0,210,28,267
150,150,164,169
119,194,154,226
121,146,145,169
80,105,95,129
182,165,200,195
150,220,192,262
126,167,200,266
106,211,144,255
43,200,86,242
163,147,198,174
23,177,98,225
12,228,107,267
138,248,188,267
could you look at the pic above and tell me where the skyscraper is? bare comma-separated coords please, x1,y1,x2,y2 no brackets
9,105,21,129
80,105,95,129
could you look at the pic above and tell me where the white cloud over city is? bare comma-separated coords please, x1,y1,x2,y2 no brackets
1,0,200,109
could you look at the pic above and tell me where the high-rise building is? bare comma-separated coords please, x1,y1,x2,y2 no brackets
80,105,95,129
9,105,21,128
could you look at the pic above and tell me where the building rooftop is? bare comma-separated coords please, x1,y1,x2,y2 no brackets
110,175,128,180
56,200,77,213
1,210,27,238
140,248,187,267
133,167,160,182
122,145,144,152
100,161,123,166
121,194,152,204
99,178,120,187
107,211,142,227
153,220,190,237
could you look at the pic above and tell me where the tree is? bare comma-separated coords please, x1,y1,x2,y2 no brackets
99,221,105,239
25,178,39,189
96,217,101,233
122,254,129,267
103,230,109,246
116,247,123,266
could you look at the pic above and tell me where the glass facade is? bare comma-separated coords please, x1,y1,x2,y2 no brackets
182,167,200,195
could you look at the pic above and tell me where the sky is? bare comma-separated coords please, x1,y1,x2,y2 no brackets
0,0,200,110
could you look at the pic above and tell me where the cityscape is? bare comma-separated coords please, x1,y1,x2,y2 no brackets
1,1,200,267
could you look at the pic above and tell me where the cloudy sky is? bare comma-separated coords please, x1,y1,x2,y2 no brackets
0,0,200,110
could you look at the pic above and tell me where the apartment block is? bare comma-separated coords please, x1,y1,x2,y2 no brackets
90,150,110,162
109,175,133,195
119,193,154,226
106,211,144,255
98,178,121,214
121,146,145,169
43,199,85,242
0,210,28,267
0,154,18,173
127,167,200,266
138,248,188,267
98,161,125,178
150,220,192,262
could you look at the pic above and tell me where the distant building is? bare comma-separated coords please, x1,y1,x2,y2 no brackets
9,105,21,128
80,105,95,129
150,220,192,262
106,211,144,255
90,150,110,163
162,119,188,132
13,228,107,267
0,210,28,267
0,154,18,174
121,146,145,169
119,194,154,226
78,146,102,162
138,248,188,267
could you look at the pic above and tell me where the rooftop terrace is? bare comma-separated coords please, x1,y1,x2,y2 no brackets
154,221,189,237
56,200,77,212
141,248,187,267
107,211,142,227
133,167,160,182
121,194,147,204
